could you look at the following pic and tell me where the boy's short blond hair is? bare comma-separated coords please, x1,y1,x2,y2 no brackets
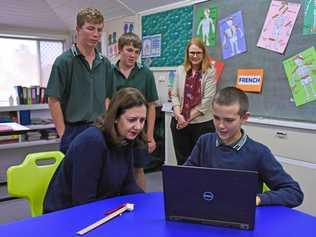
77,8,104,28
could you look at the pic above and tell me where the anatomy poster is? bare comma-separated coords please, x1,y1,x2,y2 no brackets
257,0,301,54
283,47,316,107
194,5,217,47
219,10,247,60
303,0,316,35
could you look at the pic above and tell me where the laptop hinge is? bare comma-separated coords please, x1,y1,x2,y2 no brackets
168,215,252,230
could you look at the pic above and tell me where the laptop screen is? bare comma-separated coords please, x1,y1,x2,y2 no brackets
162,165,258,230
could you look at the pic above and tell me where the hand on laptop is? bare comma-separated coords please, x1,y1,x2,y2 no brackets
256,196,261,206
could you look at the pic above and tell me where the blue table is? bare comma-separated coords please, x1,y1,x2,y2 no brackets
1,192,315,237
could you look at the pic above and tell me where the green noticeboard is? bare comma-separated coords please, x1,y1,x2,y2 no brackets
141,6,193,67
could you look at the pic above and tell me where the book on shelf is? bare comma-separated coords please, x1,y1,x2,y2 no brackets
19,110,31,125
27,87,32,104
23,131,42,141
0,124,13,132
14,85,47,105
40,87,47,104
0,134,19,144
30,118,53,125
41,129,58,140
31,86,37,104
22,87,27,105
0,122,29,132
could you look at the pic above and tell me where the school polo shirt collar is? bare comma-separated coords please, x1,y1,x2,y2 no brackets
71,44,104,61
215,129,248,151
114,61,143,76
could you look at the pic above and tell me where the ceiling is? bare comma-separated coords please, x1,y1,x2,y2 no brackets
0,0,187,34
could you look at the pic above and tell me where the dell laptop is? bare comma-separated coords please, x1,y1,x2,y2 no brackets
162,165,259,230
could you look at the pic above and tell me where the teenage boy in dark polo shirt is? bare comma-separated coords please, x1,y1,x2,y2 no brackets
185,87,303,208
46,8,113,154
106,32,159,189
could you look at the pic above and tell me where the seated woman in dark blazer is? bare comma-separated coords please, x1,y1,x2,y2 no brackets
44,87,147,213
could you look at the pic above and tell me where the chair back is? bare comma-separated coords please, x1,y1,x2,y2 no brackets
263,183,270,193
7,151,64,217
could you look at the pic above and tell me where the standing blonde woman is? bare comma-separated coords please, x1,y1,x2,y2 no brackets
171,38,216,165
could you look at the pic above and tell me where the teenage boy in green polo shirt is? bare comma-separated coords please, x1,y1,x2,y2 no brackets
46,8,113,154
106,32,159,189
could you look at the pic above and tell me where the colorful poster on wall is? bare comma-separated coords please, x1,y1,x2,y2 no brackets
209,56,224,82
107,44,119,64
283,47,316,107
257,0,301,54
303,0,316,35
124,22,134,33
194,5,217,47
236,68,264,93
142,34,161,58
219,10,247,60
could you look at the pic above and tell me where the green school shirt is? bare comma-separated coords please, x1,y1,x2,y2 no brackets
107,62,158,103
46,45,113,123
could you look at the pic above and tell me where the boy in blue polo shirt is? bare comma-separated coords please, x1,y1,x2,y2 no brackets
185,87,303,207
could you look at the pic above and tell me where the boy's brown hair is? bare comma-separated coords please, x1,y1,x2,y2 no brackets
118,32,142,50
77,8,104,28
212,87,249,116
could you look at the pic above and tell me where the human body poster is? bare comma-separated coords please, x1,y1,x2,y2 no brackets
303,0,316,35
257,0,301,54
283,47,316,107
194,5,218,47
219,10,247,60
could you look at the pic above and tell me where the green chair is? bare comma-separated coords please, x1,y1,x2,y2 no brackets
263,183,270,193
7,151,64,217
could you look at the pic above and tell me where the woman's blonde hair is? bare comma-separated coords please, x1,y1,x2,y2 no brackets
183,37,210,74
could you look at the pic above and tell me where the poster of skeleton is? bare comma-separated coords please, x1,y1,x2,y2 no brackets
219,10,247,60
303,0,316,35
194,5,217,47
257,0,301,54
283,47,316,107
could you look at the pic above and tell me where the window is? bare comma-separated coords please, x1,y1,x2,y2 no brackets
0,36,63,106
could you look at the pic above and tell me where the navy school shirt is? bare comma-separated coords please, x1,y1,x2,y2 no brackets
184,133,303,208
44,127,143,213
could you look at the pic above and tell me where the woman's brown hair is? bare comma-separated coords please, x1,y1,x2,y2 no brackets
99,87,147,148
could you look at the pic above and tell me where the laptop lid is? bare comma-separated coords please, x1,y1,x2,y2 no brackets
162,165,258,230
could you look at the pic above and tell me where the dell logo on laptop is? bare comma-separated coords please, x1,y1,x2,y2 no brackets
202,192,215,201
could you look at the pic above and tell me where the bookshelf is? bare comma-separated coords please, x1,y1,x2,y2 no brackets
0,139,60,150
0,104,49,112
0,104,58,147
0,104,59,182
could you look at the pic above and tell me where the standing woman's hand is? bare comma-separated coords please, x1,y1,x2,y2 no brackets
175,114,188,129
